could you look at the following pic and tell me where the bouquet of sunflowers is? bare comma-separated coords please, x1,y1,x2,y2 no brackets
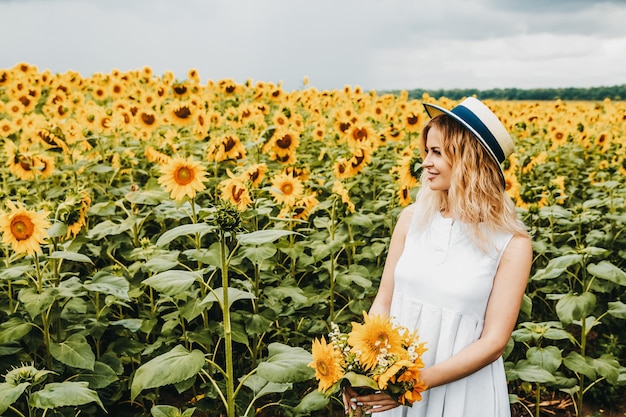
309,312,428,415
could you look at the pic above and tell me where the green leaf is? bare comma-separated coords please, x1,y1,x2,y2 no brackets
293,389,330,413
151,405,180,417
200,287,255,308
151,404,195,417
18,287,57,319
76,361,119,389
49,333,96,370
563,352,596,380
142,270,201,296
49,250,93,264
241,244,277,263
236,229,300,245
242,374,291,398
588,261,626,286
531,254,582,281
156,223,215,247
593,354,621,384
608,301,626,319
126,189,169,205
131,345,205,400
509,360,556,383
29,381,105,410
87,218,134,239
0,382,29,414
526,346,562,374
556,292,596,325
337,272,371,289
264,286,308,308
257,343,315,383
0,317,33,344
83,271,130,300
0,265,31,280
144,251,181,273
342,372,380,390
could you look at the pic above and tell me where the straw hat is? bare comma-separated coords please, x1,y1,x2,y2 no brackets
423,97,514,186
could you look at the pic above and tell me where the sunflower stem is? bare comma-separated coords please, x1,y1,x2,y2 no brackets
219,230,236,417
34,253,43,294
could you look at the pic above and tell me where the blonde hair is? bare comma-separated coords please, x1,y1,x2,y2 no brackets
413,114,526,251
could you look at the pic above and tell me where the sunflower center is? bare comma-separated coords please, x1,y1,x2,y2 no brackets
11,214,35,241
317,361,329,376
281,183,294,195
141,113,156,126
174,166,194,185
352,128,367,141
407,114,419,125
231,185,244,202
276,134,292,149
174,106,192,119
223,137,236,152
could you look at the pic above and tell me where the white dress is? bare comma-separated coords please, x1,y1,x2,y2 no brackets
381,210,513,417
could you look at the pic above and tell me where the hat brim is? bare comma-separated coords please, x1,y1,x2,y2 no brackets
423,102,506,187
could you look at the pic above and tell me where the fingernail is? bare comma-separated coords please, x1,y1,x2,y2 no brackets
350,398,357,402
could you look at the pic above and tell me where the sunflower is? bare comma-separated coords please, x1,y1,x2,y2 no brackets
145,145,172,164
346,122,376,151
34,154,55,178
308,336,345,392
242,163,268,187
166,100,195,127
58,191,91,238
374,359,413,390
269,173,304,207
550,128,568,148
272,128,300,157
207,133,247,162
219,177,252,211
4,141,37,180
288,193,319,220
348,312,405,371
0,119,15,136
403,108,424,133
0,201,51,256
137,108,160,132
594,131,611,152
332,180,355,213
397,185,412,207
157,156,208,201
393,153,421,190
346,146,372,176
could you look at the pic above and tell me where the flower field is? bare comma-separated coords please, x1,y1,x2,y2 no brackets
0,62,625,417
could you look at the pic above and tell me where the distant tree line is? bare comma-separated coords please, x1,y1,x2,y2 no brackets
389,85,626,101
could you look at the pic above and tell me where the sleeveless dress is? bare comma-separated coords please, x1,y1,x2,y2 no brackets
381,209,513,417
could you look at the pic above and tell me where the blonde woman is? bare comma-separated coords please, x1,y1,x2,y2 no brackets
346,98,533,416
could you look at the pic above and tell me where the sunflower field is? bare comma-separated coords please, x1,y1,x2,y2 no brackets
0,62,625,417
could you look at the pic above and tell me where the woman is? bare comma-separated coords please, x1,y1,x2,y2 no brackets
345,97,533,416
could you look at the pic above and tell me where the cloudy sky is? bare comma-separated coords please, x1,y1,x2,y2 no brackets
1,0,625,92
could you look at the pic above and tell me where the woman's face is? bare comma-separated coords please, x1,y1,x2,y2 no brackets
422,126,452,191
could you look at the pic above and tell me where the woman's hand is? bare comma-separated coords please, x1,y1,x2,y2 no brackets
343,387,400,414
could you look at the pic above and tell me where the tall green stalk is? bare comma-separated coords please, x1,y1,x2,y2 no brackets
219,231,235,417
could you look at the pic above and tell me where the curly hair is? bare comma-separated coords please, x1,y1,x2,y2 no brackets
413,114,526,252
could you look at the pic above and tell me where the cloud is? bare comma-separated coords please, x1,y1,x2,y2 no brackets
1,0,625,90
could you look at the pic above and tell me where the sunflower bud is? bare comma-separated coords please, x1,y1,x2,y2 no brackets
214,204,242,233
4,363,52,386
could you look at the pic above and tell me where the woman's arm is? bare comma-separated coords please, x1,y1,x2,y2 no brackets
418,233,533,388
368,204,414,317
343,204,413,414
